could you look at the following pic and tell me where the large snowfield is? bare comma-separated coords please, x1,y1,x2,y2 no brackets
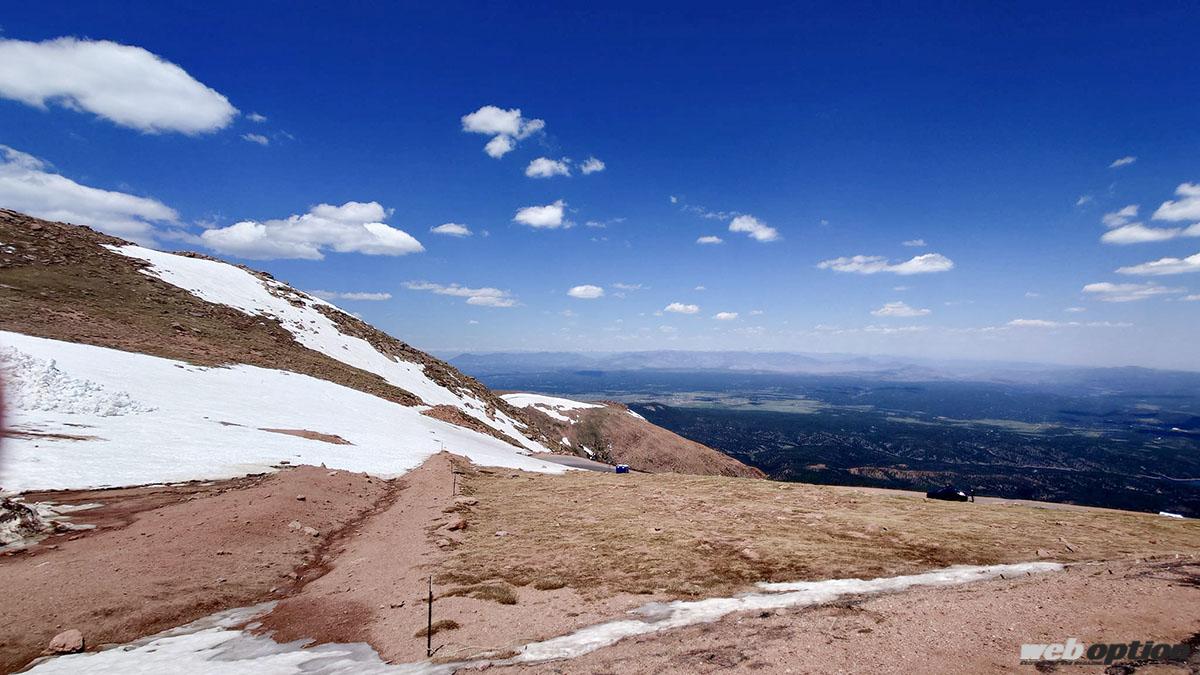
500,393,602,423
0,331,564,493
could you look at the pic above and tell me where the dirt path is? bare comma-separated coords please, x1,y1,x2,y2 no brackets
486,557,1200,674
0,467,393,673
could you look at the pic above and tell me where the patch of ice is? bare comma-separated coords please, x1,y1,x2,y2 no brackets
24,562,1063,674
1,347,155,417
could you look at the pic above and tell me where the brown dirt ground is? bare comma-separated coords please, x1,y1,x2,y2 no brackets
487,557,1200,674
0,466,393,673
440,468,1200,600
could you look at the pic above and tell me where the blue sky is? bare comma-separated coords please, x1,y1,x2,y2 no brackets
1,2,1198,369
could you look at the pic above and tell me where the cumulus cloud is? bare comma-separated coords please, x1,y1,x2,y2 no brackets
567,284,604,299
430,222,472,237
403,281,516,307
696,235,723,245
664,302,700,314
902,239,927,247
713,311,738,320
580,157,606,174
728,214,779,242
1109,156,1137,168
1081,281,1185,302
241,133,269,146
817,253,955,275
309,290,392,301
1116,252,1200,276
0,144,179,243
461,105,544,159
525,157,570,178
513,200,566,228
201,201,424,260
0,37,237,134
1152,182,1200,222
871,301,931,317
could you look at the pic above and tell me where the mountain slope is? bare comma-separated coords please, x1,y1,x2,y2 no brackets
0,209,759,490
502,393,765,478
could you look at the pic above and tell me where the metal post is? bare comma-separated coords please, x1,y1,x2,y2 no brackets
426,575,433,657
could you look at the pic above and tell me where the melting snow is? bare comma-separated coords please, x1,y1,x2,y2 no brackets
105,245,544,453
0,332,565,493
0,347,155,416
501,393,602,423
23,562,1062,673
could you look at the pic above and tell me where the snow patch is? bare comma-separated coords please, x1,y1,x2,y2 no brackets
1,347,155,416
502,393,602,423
0,332,565,492
104,245,545,453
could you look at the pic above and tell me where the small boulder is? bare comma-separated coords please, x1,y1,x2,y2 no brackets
454,496,479,506
446,517,467,531
295,495,306,502
47,629,83,654
494,530,509,537
288,520,303,531
302,526,320,538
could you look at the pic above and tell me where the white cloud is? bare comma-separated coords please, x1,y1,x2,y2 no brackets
580,157,606,174
1116,252,1200,276
0,37,237,134
713,311,738,321
1101,222,1200,245
871,301,931,317
241,133,269,146
309,290,392,301
1081,281,1185,302
1075,195,1093,206
1183,294,1200,302
513,200,566,228
430,222,472,237
1007,319,1132,328
696,235,723,245
0,144,179,243
403,281,516,307
1109,156,1137,168
728,214,779,242
567,284,604,299
525,157,571,178
817,253,955,275
1102,205,1138,228
694,285,706,291
664,302,700,314
1024,291,1041,298
461,105,544,159
201,201,424,260
610,283,644,291
902,239,927,247
1065,306,1087,313
1151,182,1200,222
247,112,267,123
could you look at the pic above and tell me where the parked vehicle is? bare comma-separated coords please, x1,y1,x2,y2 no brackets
926,486,974,502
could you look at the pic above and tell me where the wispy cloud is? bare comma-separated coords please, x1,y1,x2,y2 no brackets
1081,281,1185,302
1152,182,1200,222
403,281,516,307
241,133,269,146
309,290,392,301
1109,155,1137,168
664,302,700,314
712,311,738,320
901,239,926,247
696,235,723,245
1116,252,1200,276
818,253,955,275
430,222,472,237
871,301,931,317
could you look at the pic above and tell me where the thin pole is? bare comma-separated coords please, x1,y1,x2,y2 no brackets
426,575,433,657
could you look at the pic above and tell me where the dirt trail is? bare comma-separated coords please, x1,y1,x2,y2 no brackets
0,467,392,673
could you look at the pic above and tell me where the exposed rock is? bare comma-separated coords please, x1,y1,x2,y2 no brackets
47,629,83,654
446,517,467,531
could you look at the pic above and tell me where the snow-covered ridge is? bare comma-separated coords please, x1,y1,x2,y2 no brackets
105,244,543,452
501,393,603,423
0,332,565,493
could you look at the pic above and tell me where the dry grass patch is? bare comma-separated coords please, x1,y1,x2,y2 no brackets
414,619,460,637
441,582,519,605
439,468,1200,601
